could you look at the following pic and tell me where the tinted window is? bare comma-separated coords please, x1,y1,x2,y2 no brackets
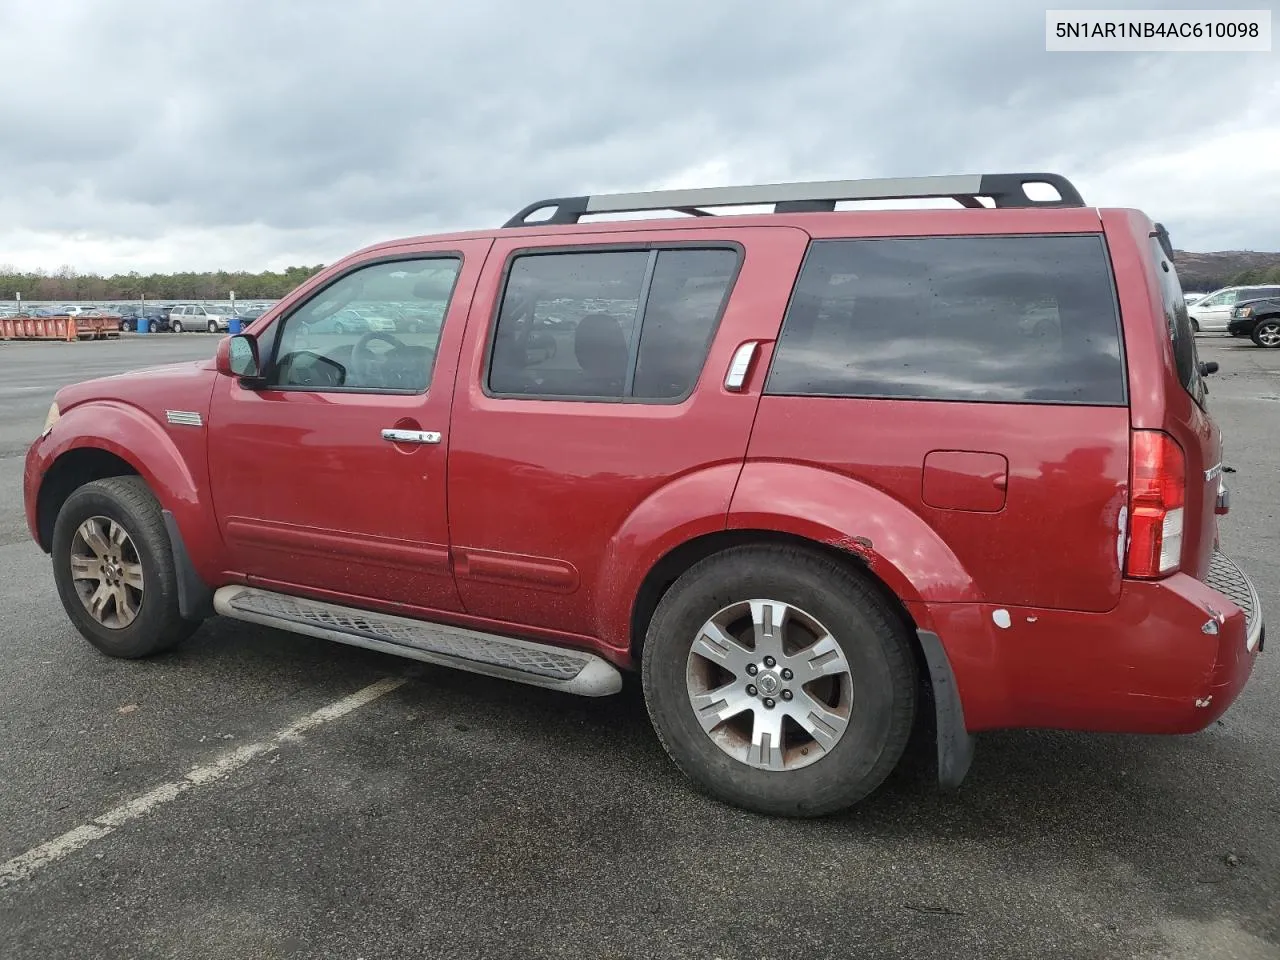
1240,286,1280,301
269,257,460,393
1150,239,1204,407
488,247,738,400
766,235,1125,405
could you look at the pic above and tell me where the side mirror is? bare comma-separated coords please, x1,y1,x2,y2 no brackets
1199,360,1219,376
216,334,261,379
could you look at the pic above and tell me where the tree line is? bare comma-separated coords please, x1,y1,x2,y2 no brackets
0,265,327,302
3,258,1277,305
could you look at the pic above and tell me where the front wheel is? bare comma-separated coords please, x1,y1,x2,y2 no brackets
642,545,917,817
51,477,200,658
171,319,184,333
1253,319,1280,348
1190,318,1200,333
207,320,218,333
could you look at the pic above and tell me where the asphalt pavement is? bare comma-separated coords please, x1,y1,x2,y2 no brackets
0,334,1276,960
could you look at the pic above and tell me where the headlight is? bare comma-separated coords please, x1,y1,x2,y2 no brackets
41,402,60,437
1234,306,1253,318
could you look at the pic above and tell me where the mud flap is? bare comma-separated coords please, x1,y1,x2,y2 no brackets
162,509,214,621
917,629,975,790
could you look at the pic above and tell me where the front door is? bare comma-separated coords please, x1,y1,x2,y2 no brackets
208,239,492,612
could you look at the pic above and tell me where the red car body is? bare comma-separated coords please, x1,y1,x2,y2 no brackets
24,200,1263,771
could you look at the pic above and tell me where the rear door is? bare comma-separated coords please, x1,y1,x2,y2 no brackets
748,231,1131,612
446,227,809,637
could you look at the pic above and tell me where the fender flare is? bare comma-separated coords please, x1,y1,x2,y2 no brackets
593,462,744,653
37,401,226,586
727,461,979,605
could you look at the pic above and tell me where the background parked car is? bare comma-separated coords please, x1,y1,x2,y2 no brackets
1187,284,1280,332
169,304,233,333
1227,294,1280,348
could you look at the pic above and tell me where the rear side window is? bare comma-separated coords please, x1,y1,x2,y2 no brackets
1240,286,1280,301
487,247,739,401
1149,239,1205,406
766,235,1126,405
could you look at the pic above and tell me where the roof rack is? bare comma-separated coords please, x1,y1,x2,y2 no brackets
503,173,1085,228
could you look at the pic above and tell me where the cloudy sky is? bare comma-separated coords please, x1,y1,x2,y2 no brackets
0,0,1276,274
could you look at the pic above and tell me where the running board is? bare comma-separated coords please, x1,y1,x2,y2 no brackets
213,586,623,697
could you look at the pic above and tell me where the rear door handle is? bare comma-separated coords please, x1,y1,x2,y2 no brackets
381,429,441,445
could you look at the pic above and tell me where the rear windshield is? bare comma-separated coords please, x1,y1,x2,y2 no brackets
766,235,1125,405
1150,239,1205,407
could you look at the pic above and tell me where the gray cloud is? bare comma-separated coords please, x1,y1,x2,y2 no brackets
0,0,1276,272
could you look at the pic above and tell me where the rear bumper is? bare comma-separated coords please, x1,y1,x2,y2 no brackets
922,552,1263,735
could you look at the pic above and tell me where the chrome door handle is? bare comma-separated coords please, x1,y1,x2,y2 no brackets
381,428,441,444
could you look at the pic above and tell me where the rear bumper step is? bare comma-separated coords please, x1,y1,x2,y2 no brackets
213,586,623,697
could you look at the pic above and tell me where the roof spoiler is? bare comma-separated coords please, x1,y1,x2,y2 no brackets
504,172,1086,228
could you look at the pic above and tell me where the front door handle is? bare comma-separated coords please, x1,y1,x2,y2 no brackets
381,428,441,445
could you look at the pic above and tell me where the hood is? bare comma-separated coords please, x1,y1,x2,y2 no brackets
54,358,218,414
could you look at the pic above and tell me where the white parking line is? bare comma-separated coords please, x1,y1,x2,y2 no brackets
0,675,408,890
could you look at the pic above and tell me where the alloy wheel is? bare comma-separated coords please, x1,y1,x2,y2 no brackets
69,516,145,628
685,598,853,771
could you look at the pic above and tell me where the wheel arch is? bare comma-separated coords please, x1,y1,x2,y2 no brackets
36,447,139,550
628,530,975,791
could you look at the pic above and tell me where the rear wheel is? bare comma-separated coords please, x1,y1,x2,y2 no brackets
51,477,199,658
1253,319,1280,348
641,545,917,817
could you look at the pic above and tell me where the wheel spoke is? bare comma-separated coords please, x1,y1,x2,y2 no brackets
749,599,791,657
791,690,849,753
748,706,785,770
690,621,755,676
690,683,754,733
77,519,111,558
107,520,129,550
792,634,849,685
120,561,145,591
115,585,139,624
69,555,100,582
88,582,113,620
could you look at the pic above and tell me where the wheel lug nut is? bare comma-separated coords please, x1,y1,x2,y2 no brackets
763,698,776,709
782,690,793,701
746,664,758,676
763,656,776,668
746,685,757,697
781,668,793,681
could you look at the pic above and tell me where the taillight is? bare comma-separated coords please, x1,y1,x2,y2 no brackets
1126,430,1186,579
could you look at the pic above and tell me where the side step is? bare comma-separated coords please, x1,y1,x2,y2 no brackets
213,586,623,697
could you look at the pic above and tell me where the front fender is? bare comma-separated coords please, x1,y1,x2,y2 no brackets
727,462,978,605
30,400,226,584
594,463,743,653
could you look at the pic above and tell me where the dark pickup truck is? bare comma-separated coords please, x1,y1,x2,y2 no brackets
1228,295,1280,348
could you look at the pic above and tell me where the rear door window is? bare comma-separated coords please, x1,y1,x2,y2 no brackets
766,235,1125,405
487,247,740,401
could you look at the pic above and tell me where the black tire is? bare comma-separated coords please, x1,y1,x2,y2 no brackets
334,322,346,335
641,545,917,817
51,477,200,659
172,319,184,333
207,320,218,334
1190,318,1200,333
1252,319,1280,348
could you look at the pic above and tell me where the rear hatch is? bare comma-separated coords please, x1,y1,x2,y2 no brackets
1128,225,1222,582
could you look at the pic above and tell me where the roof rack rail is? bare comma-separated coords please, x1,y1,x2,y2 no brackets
503,173,1085,228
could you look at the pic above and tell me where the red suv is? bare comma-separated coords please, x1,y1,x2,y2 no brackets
24,173,1264,816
